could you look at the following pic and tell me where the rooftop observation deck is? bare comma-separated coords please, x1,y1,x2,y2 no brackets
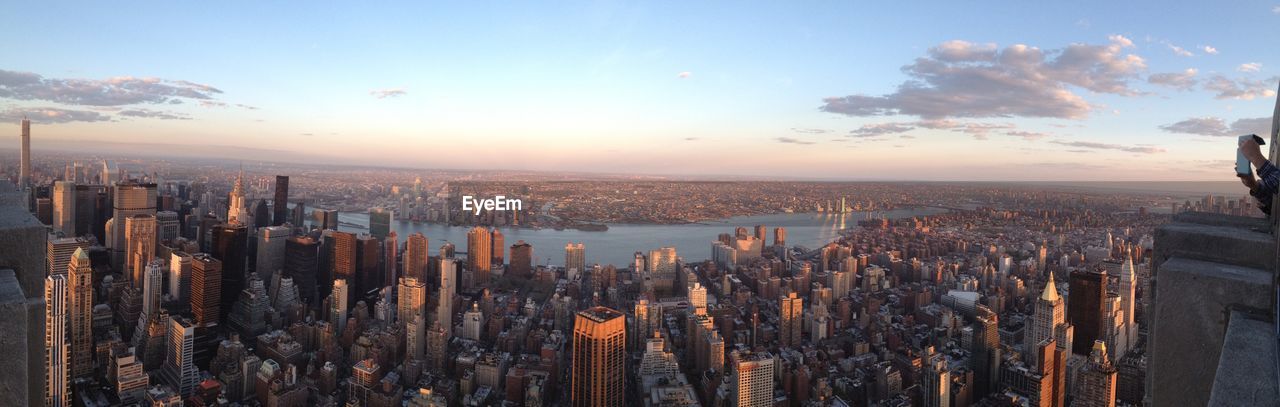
1149,82,1280,407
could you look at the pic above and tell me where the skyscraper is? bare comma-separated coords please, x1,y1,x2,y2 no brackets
565,242,585,276
438,258,457,338
383,231,398,287
212,223,248,321
286,236,320,306
1068,270,1107,355
52,181,75,236
330,279,349,332
156,211,180,244
272,175,288,226
369,207,393,240
398,277,426,332
972,305,1001,397
510,240,533,278
780,292,803,348
491,229,504,266
161,316,200,396
466,227,491,286
730,350,775,407
125,214,157,288
110,182,157,268
570,306,625,407
45,274,69,407
922,347,951,407
1076,341,1118,407
46,236,90,278
67,248,94,378
256,225,290,281
191,253,223,326
227,169,249,225
1118,252,1138,356
404,233,429,281
1028,278,1073,360
19,117,31,187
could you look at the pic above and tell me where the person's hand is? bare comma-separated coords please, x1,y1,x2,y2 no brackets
1241,137,1267,166
1240,174,1259,190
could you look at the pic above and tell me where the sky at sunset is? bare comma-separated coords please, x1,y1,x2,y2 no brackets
2,1,1279,180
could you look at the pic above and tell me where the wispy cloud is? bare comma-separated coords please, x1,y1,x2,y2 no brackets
1201,45,1219,55
1049,140,1165,154
791,128,828,134
1005,131,1048,140
1148,68,1198,90
849,123,914,138
775,136,815,145
0,69,221,106
1238,62,1262,72
0,106,112,124
370,88,407,99
677,71,692,79
1166,43,1194,57
118,109,190,120
1160,116,1271,137
820,36,1144,120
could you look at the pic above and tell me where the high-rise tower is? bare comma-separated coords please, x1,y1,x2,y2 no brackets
1027,278,1073,361
19,117,31,187
45,274,69,407
227,169,249,225
272,175,288,226
730,350,775,407
125,214,157,288
52,181,75,236
780,292,803,348
67,248,93,378
570,306,626,407
466,227,491,286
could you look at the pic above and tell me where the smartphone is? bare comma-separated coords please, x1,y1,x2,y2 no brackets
1238,134,1267,176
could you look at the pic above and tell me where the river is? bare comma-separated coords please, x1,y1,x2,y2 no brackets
330,208,949,267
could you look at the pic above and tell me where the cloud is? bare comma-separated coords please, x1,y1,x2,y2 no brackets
1158,116,1270,137
1148,68,1198,90
0,106,111,124
199,100,228,108
1274,5,1280,13
775,136,815,145
1005,131,1049,140
1049,140,1165,154
0,69,221,106
370,88,407,99
1203,75,1278,100
820,36,1144,120
683,137,698,141
791,128,828,134
118,109,190,120
677,71,692,79
849,123,915,138
1167,44,1194,57
1239,62,1262,72
915,119,1014,139
1202,45,1219,55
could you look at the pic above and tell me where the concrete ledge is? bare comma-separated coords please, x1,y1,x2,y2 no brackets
1173,211,1271,232
1153,222,1276,275
0,270,29,404
1150,257,1274,407
1209,311,1279,406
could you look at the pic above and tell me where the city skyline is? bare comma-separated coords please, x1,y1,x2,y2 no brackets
1,1,1278,180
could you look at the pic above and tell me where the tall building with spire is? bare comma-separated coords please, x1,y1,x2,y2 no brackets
1075,341,1118,407
228,169,249,225
1118,250,1137,357
19,117,31,188
570,306,626,407
1027,278,1073,360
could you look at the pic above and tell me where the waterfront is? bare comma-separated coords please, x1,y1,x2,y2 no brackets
333,208,950,267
